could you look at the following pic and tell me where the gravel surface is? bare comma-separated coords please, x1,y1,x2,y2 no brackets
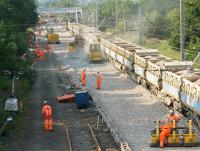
52,24,200,151
6,24,119,151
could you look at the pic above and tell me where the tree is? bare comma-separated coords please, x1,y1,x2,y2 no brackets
169,0,200,59
47,0,74,8
0,0,38,70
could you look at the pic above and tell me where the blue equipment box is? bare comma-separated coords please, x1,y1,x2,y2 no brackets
75,90,89,108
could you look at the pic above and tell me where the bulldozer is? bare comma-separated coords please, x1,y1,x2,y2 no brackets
150,120,198,147
88,43,103,62
47,28,60,44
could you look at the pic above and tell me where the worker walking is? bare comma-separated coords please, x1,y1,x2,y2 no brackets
96,71,103,90
81,69,86,86
159,110,181,148
46,43,51,54
42,101,53,131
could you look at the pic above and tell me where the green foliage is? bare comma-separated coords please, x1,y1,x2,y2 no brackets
140,0,179,39
47,0,74,8
145,10,170,38
82,0,138,29
0,0,37,144
168,0,200,60
91,0,200,61
0,0,38,71
0,76,10,91
140,0,178,13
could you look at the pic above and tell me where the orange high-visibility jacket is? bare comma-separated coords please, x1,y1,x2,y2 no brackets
42,104,52,119
96,74,102,83
169,114,180,122
38,50,44,60
81,71,86,79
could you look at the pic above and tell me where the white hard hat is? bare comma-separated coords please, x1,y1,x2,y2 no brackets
43,101,48,104
170,110,174,115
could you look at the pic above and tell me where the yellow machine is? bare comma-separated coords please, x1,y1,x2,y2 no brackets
88,43,103,62
150,120,198,147
38,16,46,24
47,28,60,44
68,42,76,52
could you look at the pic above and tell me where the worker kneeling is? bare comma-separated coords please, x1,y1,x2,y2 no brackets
159,110,181,148
42,101,53,131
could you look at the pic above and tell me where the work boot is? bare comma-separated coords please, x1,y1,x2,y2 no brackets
160,142,164,148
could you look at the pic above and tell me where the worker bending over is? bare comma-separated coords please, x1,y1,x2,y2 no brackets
81,69,86,86
96,71,103,90
42,101,53,131
168,110,181,122
159,110,181,148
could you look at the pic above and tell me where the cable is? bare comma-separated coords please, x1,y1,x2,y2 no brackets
0,23,37,27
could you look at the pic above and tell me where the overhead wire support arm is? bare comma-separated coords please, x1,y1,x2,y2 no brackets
182,52,200,77
97,18,106,30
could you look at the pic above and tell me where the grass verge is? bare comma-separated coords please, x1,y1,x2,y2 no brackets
118,31,200,67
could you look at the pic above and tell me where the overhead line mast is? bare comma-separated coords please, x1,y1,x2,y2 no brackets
180,0,185,61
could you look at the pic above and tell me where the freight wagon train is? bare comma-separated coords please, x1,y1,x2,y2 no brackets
68,23,200,125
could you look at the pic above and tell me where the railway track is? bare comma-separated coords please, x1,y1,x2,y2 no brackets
53,65,119,151
65,124,101,151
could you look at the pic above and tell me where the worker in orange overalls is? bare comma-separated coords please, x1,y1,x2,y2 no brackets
81,69,86,86
42,101,53,131
159,122,172,148
45,43,51,54
96,71,103,90
159,110,181,148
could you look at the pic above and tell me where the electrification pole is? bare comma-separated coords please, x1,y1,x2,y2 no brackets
138,7,143,47
180,0,185,61
95,0,98,29
115,0,118,36
92,0,95,27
